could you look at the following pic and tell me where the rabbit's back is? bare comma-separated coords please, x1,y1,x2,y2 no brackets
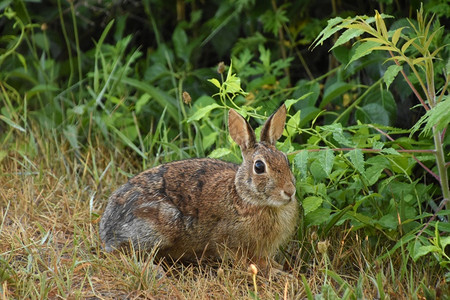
99,158,240,258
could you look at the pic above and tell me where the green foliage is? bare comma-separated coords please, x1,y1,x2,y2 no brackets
1,0,449,297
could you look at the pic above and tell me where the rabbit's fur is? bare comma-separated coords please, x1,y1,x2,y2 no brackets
99,104,298,265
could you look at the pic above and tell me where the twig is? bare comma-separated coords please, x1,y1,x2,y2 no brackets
369,124,440,181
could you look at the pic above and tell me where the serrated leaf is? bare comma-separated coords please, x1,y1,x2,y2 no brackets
382,148,401,155
384,64,402,89
294,150,309,177
412,96,450,135
331,28,364,50
424,95,450,132
348,149,365,174
321,123,354,147
311,17,344,49
187,103,221,122
365,165,384,185
347,41,382,66
319,149,334,176
303,196,323,215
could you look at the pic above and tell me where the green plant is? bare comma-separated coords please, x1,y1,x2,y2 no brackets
310,6,449,275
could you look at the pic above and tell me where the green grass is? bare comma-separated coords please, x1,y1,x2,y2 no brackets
0,132,447,299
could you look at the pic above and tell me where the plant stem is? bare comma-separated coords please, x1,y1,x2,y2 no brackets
432,126,449,212
57,0,74,88
332,78,382,124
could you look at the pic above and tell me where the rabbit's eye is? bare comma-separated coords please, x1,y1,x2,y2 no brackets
254,160,266,174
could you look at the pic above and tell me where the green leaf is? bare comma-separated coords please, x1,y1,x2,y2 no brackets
412,245,441,261
224,75,242,94
294,150,309,178
375,10,389,39
0,115,25,132
331,28,364,50
286,110,301,136
311,17,344,49
321,82,355,109
260,6,289,37
384,64,402,89
187,103,222,122
411,96,450,136
348,149,365,174
382,148,401,155
377,214,397,230
208,78,221,89
310,159,328,181
202,131,218,150
120,77,179,122
63,125,79,151
319,149,334,176
391,27,404,46
173,26,189,61
370,46,397,52
347,41,382,66
305,208,331,226
301,275,314,300
401,37,418,53
208,148,231,159
365,165,384,185
321,123,354,147
135,93,151,114
440,236,450,249
303,196,323,215
285,92,314,111
356,103,390,126
110,126,146,159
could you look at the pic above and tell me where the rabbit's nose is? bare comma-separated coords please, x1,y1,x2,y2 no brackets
283,189,294,198
283,183,296,198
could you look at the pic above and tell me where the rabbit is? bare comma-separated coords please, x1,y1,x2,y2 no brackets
99,103,298,268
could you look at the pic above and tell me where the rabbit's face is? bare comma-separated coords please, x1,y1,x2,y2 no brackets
236,143,296,207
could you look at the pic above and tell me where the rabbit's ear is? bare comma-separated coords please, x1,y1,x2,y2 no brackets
260,104,286,145
229,109,256,150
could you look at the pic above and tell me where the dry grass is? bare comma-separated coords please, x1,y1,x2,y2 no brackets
0,138,447,299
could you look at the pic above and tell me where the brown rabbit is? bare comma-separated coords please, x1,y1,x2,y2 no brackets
99,104,298,268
